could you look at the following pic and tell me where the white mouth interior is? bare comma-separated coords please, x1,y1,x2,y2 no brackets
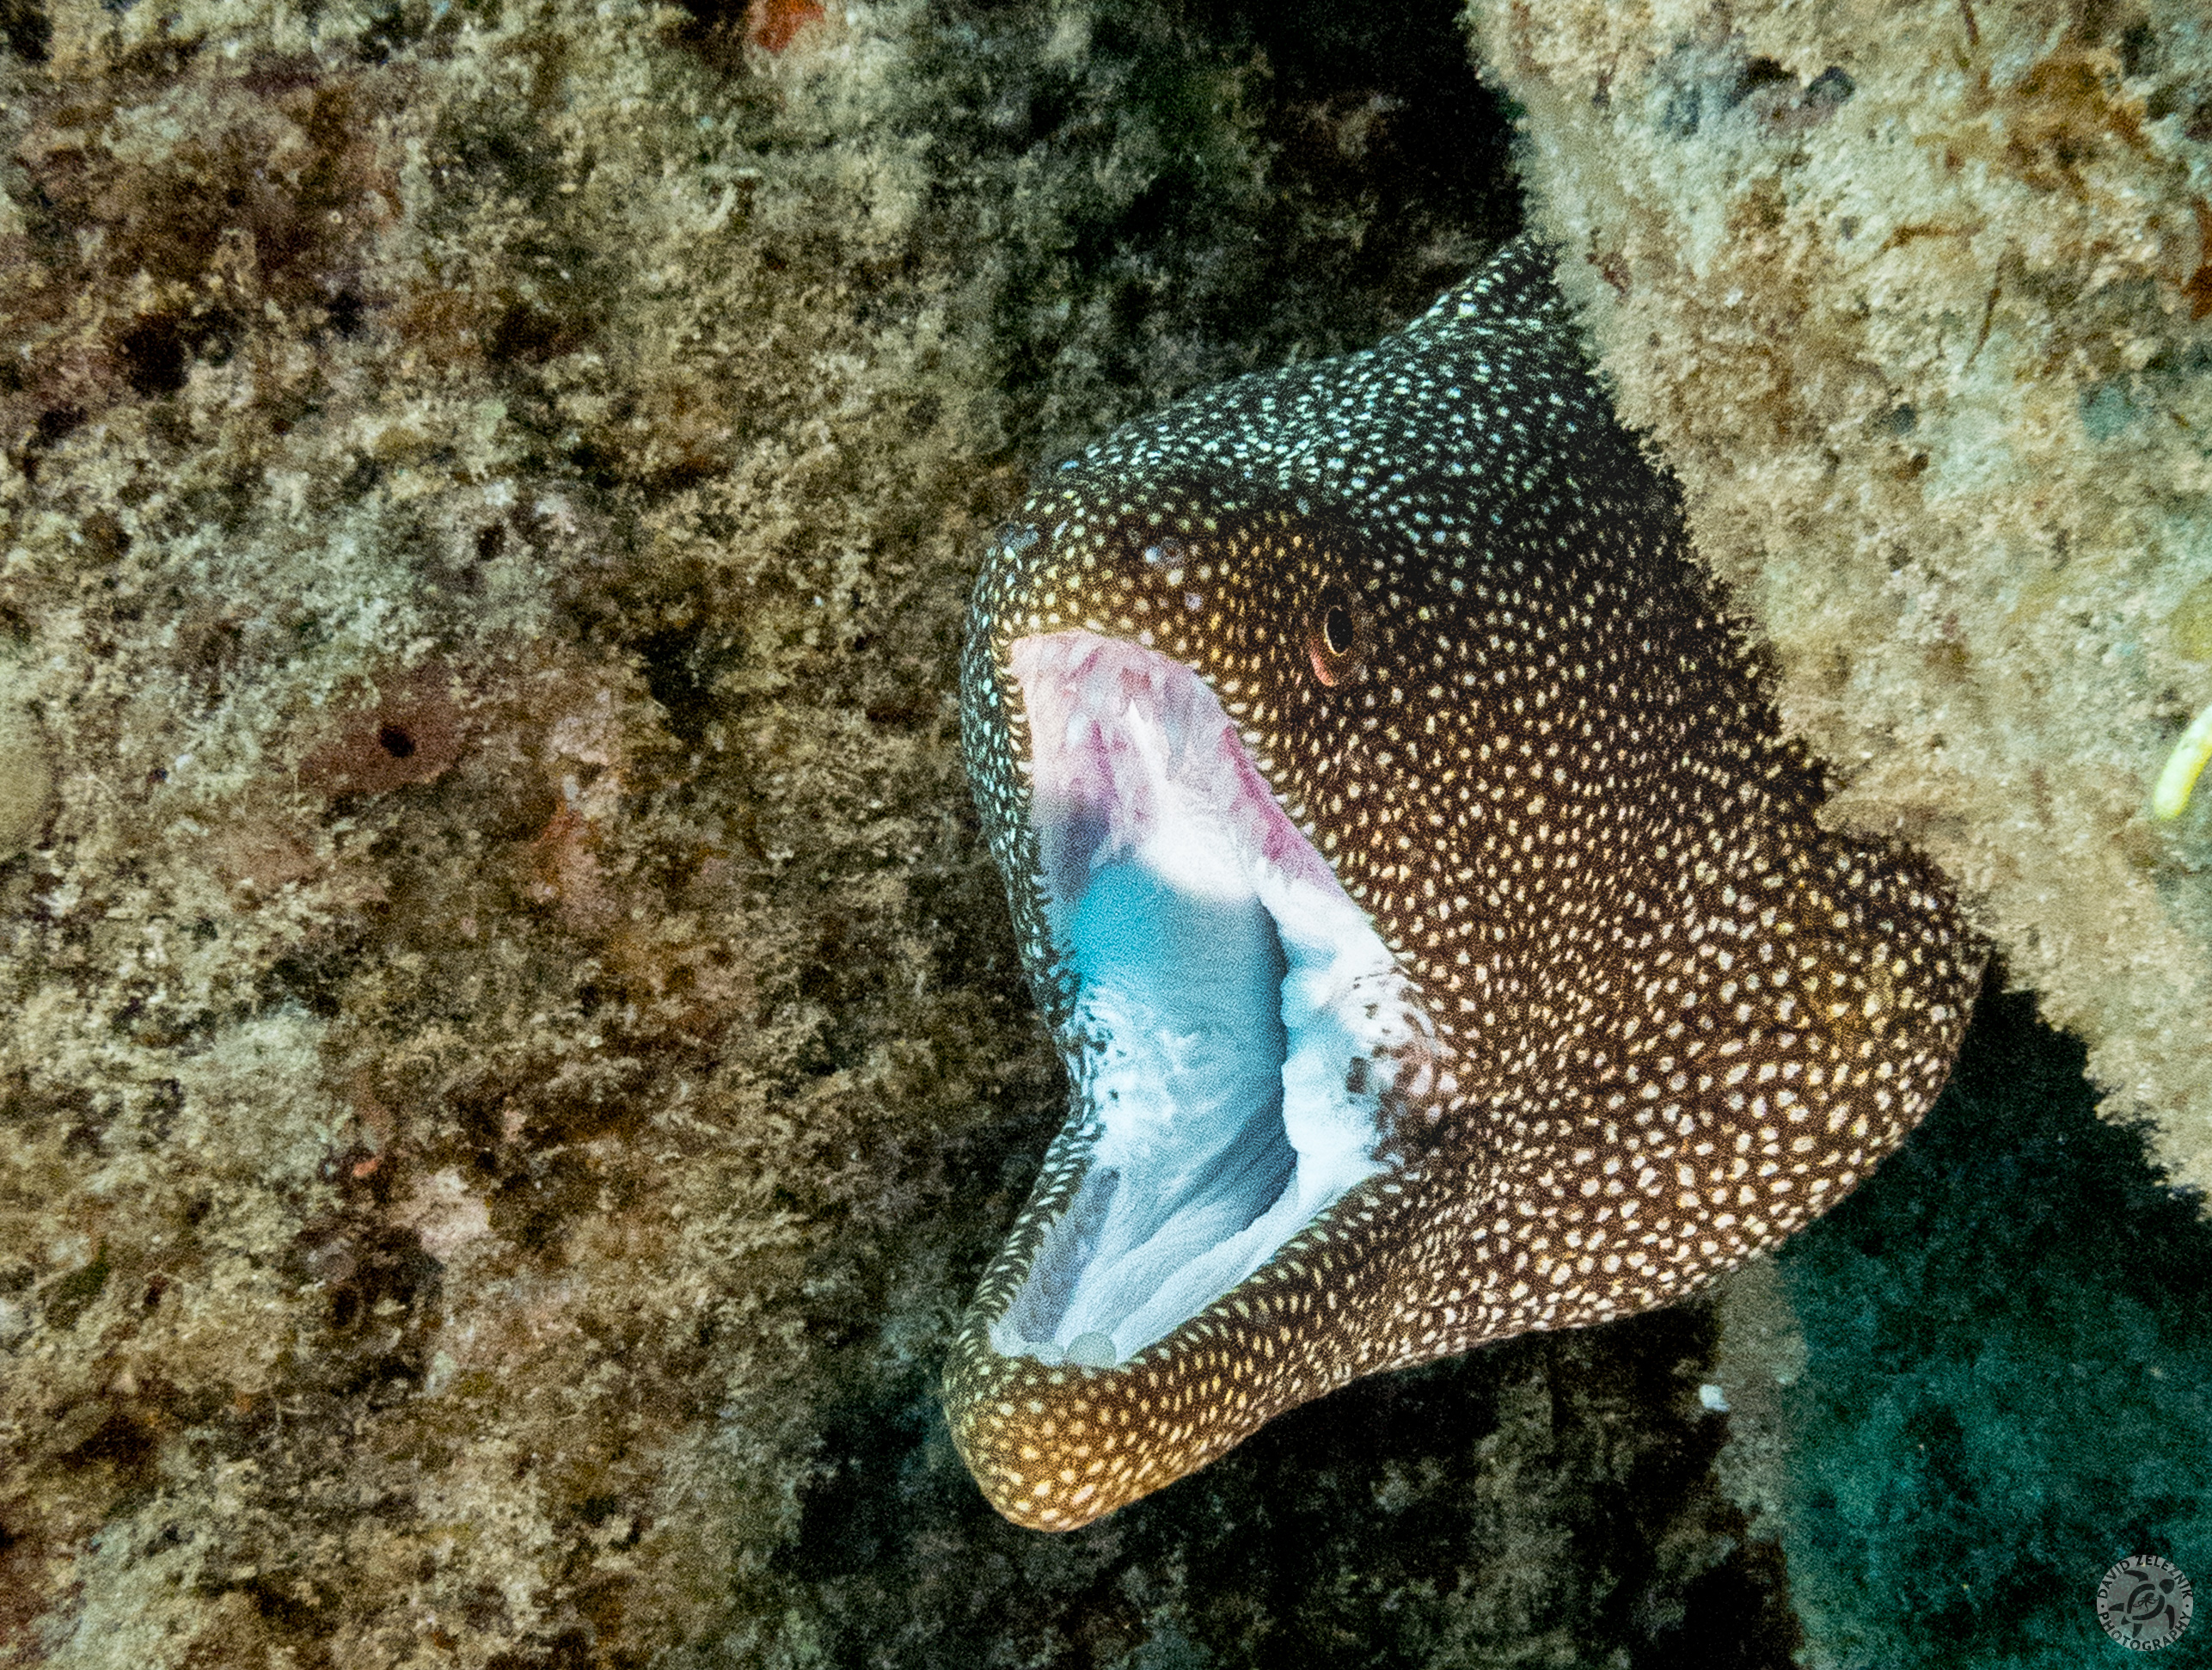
991,630,1433,1370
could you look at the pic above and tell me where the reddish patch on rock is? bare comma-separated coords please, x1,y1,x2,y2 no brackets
523,800,617,934
300,672,464,796
747,0,824,52
2187,200,2212,321
212,819,322,893
341,1070,395,1186
1590,244,1632,297
0,1508,66,1663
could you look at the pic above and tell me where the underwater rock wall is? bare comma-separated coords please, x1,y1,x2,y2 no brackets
0,1,1039,1657
25,0,2191,1659
13,2,1776,1664
1468,0,2212,1192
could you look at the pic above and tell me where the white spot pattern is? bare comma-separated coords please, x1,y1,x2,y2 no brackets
948,239,1979,1531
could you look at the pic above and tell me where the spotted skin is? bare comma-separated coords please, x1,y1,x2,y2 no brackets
950,239,1978,1531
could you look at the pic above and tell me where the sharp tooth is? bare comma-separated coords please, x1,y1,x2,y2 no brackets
1064,1332,1117,1368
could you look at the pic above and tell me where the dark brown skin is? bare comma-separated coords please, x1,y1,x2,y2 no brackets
950,240,1979,1531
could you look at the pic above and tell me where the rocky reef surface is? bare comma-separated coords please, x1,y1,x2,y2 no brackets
1470,0,2212,1194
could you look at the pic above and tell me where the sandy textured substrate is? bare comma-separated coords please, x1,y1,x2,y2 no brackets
1468,0,2212,1194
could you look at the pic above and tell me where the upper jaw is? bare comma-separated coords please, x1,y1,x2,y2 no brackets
978,628,1440,1372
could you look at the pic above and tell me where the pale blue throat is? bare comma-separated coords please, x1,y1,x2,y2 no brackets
990,631,1431,1369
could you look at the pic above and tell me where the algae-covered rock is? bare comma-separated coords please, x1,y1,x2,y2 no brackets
4,0,1799,1662
1467,0,2212,1193
0,1,1032,1655
0,654,50,862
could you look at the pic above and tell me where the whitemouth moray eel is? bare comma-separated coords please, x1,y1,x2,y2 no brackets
949,239,1978,1531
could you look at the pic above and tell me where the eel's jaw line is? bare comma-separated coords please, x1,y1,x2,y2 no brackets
989,630,1439,1371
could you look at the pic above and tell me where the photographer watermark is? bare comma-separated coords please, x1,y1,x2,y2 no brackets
2097,1556,2192,1651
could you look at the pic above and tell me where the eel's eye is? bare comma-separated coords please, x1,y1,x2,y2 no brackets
1306,585,1366,687
1322,606,1355,656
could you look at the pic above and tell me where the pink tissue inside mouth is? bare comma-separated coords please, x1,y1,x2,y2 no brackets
1008,630,1345,909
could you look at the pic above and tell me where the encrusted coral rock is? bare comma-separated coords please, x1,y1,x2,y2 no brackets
1469,0,2212,1190
0,0,1027,1656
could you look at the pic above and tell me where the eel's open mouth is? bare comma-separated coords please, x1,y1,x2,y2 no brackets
990,631,1436,1372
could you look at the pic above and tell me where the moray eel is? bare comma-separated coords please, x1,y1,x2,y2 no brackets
948,239,1978,1532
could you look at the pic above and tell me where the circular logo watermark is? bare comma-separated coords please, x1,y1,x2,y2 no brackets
2097,1556,2193,1651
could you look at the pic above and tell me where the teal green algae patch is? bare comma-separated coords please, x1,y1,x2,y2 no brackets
1767,990,2212,1669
